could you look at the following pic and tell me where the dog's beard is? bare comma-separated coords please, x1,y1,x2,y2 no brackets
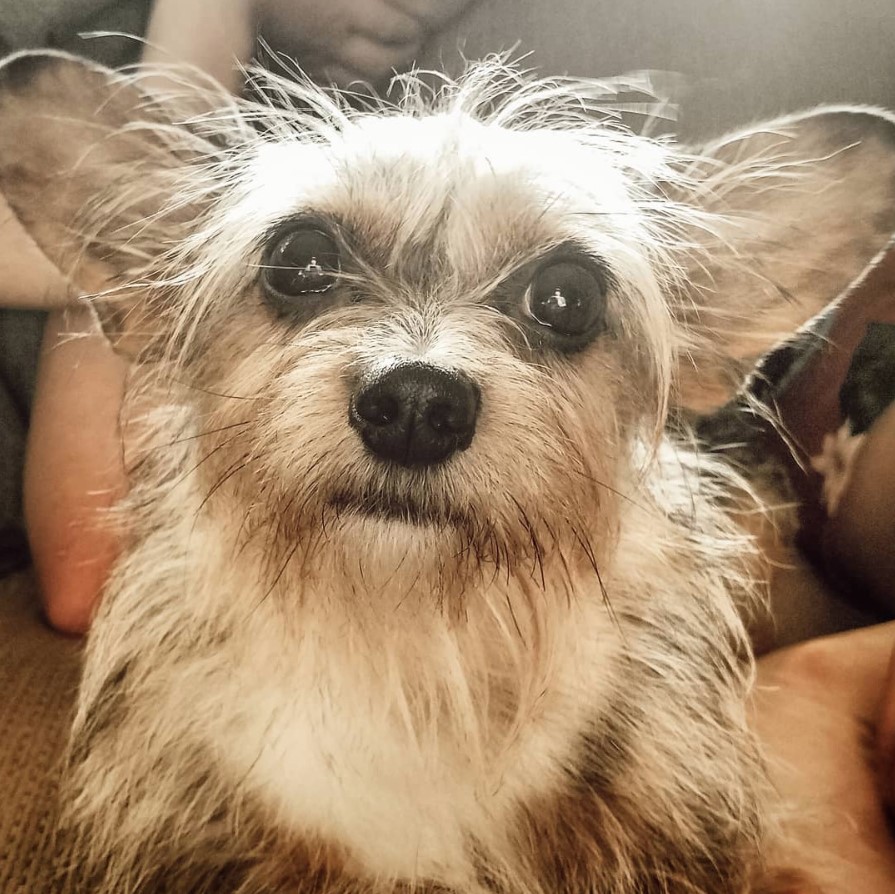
240,462,608,609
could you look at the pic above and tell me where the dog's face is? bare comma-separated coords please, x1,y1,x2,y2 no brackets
1,53,895,597
159,108,683,589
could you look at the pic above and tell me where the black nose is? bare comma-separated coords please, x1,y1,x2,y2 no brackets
349,362,480,467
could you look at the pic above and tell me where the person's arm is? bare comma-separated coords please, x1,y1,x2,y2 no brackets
752,399,895,890
826,400,895,614
143,0,255,93
753,623,895,893
24,307,127,635
0,180,124,635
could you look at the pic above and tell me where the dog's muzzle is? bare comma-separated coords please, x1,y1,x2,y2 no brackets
349,362,480,467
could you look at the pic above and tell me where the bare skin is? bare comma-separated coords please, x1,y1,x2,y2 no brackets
880,642,895,810
24,307,128,635
143,0,480,90
754,622,895,893
748,404,895,892
827,401,895,615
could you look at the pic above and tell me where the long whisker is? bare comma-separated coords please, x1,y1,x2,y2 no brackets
169,378,263,402
158,419,253,448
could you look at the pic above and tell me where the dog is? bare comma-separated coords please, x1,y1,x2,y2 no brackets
1,49,894,894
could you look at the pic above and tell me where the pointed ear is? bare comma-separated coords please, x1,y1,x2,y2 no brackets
0,50,203,356
671,107,895,413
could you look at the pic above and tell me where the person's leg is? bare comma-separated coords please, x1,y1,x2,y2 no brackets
0,309,44,575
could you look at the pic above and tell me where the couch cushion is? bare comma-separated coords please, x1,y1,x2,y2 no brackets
0,572,83,892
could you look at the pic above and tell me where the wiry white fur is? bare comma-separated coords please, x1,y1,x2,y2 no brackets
8,56,882,894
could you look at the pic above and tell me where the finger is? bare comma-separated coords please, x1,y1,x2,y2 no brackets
143,0,256,94
332,33,423,84
310,60,369,90
259,0,422,57
753,628,895,888
383,0,440,26
347,4,425,46
24,306,128,634
383,0,474,30
758,622,895,716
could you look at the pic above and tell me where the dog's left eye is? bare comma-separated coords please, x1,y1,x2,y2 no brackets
525,261,606,337
262,228,341,298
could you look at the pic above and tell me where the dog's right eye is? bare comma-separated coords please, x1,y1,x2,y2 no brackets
262,228,341,299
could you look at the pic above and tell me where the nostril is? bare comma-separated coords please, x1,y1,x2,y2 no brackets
426,401,454,434
426,394,477,437
354,386,401,427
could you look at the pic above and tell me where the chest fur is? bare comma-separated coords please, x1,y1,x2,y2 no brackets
203,563,623,884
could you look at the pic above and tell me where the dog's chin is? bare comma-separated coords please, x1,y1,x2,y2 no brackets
328,488,471,531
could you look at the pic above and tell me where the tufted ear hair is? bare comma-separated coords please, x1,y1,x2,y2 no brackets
671,107,895,414
0,50,215,357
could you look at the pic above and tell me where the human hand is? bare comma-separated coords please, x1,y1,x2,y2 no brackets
752,623,895,893
259,0,479,85
145,0,481,91
878,643,895,811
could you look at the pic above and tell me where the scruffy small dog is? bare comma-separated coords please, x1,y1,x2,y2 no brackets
2,50,895,894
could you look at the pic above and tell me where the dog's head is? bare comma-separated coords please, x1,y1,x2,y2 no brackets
2,52,894,592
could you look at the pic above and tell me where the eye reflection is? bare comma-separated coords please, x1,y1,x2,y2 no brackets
551,288,568,309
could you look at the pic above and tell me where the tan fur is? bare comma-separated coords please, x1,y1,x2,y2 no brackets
1,51,894,894
671,109,895,412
